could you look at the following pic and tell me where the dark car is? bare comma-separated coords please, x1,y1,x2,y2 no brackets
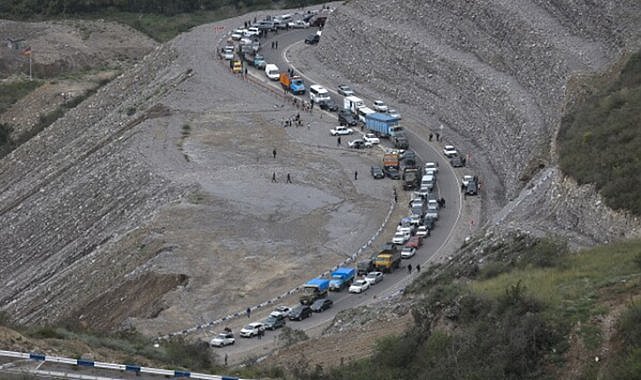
310,298,333,313
288,305,313,321
371,165,385,179
318,98,339,112
263,315,286,330
383,166,401,180
305,34,320,45
465,179,479,195
338,110,358,127
422,216,436,230
393,135,409,149
450,155,466,168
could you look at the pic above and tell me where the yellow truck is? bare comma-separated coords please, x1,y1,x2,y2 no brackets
373,243,401,273
232,60,243,74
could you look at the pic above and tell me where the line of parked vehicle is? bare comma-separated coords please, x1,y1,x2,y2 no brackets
212,14,484,348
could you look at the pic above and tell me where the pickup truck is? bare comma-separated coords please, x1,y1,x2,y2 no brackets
330,126,354,136
329,267,356,291
300,278,330,305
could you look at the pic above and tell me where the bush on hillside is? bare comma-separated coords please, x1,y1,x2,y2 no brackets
558,50,641,215
324,283,558,380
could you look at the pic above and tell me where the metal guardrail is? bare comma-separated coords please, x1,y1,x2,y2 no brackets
0,350,244,380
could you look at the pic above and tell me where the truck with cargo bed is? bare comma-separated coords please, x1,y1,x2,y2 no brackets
402,167,420,190
343,96,364,114
329,267,356,291
365,112,404,138
280,73,306,95
299,278,330,305
373,243,401,273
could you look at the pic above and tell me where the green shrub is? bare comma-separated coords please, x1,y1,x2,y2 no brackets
617,302,641,348
558,49,641,215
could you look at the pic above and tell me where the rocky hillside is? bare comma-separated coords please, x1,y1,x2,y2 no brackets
314,0,641,245
0,19,156,78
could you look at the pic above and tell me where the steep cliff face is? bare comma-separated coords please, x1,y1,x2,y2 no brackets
314,0,641,244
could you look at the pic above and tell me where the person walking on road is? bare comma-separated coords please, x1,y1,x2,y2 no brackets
354,171,358,180
246,307,251,318
417,264,421,273
337,136,341,146
287,173,292,183
275,41,279,49
408,264,412,274
224,354,228,366
272,172,277,183
273,148,277,159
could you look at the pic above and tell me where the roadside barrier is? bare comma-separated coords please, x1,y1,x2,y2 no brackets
0,350,244,380
155,38,399,342
158,197,397,341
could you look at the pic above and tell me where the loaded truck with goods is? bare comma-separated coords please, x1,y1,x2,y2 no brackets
280,73,306,95
374,243,401,273
299,278,330,305
329,267,356,291
402,167,420,190
365,112,404,138
383,151,400,169
343,96,364,114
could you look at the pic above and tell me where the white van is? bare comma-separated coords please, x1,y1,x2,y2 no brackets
309,84,331,103
265,64,280,81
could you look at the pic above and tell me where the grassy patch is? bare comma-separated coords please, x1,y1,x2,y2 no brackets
0,80,41,114
470,239,641,324
558,50,641,215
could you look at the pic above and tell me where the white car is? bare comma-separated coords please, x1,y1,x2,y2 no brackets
239,322,265,338
373,100,388,112
270,305,292,319
416,225,430,238
245,27,260,37
401,246,416,259
330,126,354,136
223,46,234,60
210,332,235,347
288,20,310,28
363,133,380,144
396,225,413,235
231,29,245,40
348,139,373,149
392,231,411,245
424,162,439,174
348,279,370,293
388,108,401,119
462,175,474,187
443,145,458,158
364,271,384,286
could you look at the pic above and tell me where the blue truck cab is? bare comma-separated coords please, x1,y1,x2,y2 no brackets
290,77,305,94
329,267,356,291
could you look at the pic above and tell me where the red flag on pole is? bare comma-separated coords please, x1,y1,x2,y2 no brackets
21,46,32,56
